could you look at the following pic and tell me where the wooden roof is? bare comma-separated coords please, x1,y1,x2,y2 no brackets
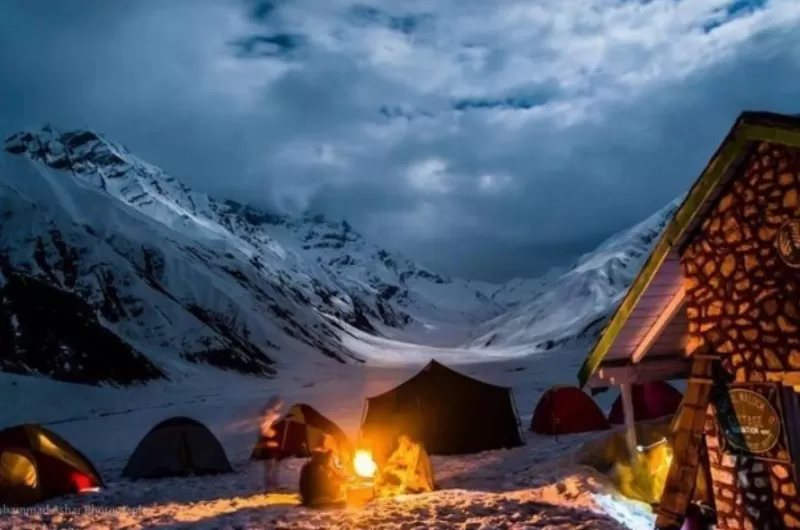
577,111,800,388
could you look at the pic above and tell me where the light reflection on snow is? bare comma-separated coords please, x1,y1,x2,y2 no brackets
592,492,655,530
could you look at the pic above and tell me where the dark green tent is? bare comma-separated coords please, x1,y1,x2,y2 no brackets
359,360,525,458
123,417,233,479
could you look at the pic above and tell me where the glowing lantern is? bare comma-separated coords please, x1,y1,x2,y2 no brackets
353,450,377,478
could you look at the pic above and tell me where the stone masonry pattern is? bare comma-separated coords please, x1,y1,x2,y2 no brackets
682,141,800,529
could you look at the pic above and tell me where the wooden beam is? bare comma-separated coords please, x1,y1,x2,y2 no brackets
631,288,686,364
620,383,638,462
585,357,691,388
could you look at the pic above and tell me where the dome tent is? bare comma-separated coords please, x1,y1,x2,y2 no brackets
0,424,104,507
530,385,610,435
123,416,233,479
607,381,683,425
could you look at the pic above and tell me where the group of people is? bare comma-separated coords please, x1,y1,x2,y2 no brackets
255,396,435,507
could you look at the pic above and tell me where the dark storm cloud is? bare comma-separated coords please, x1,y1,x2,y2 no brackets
1,0,799,282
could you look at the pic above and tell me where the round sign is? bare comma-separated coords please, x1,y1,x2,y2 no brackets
777,219,800,268
717,389,781,454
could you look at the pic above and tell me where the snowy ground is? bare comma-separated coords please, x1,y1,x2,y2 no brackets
0,350,656,530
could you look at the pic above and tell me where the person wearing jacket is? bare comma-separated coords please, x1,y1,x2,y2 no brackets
299,436,348,508
258,396,284,492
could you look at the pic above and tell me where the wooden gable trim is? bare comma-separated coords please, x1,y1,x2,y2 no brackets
577,111,800,388
631,288,686,364
742,124,800,147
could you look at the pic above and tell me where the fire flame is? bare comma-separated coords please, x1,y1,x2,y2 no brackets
353,450,377,478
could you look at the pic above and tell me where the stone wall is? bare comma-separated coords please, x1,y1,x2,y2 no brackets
681,140,800,529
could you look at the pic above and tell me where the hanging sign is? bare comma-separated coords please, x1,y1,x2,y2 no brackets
717,388,781,454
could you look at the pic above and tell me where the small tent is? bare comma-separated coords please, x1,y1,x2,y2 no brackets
530,385,610,435
574,417,712,508
607,381,683,425
250,403,352,461
360,360,525,457
123,417,233,479
0,424,104,507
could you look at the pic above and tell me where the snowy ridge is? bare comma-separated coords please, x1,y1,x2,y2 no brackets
464,197,683,353
0,126,521,385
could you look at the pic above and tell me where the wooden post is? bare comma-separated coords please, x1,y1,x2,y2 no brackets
620,383,638,461
552,407,559,443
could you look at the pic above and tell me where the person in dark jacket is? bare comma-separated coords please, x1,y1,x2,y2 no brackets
299,440,347,508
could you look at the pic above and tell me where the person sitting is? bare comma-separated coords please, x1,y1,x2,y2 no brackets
375,434,435,497
299,437,347,508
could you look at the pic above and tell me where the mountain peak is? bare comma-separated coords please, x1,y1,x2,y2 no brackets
5,126,132,177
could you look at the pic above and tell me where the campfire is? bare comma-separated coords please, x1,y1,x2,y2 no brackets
353,450,377,479
345,450,378,506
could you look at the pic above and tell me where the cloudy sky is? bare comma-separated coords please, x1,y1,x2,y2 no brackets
1,0,800,281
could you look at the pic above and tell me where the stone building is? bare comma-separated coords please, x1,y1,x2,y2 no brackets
577,111,800,530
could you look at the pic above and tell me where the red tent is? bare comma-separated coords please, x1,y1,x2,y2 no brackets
530,385,611,435
607,381,683,425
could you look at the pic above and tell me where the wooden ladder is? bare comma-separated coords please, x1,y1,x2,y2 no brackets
655,357,716,530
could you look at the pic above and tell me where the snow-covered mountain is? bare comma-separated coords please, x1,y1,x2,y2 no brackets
0,125,682,388
0,127,510,386
464,198,682,353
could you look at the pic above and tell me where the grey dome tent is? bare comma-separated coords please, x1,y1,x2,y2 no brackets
123,417,233,479
360,360,525,459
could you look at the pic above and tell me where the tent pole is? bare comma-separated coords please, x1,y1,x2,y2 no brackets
508,389,526,445
357,400,368,447
620,383,638,462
